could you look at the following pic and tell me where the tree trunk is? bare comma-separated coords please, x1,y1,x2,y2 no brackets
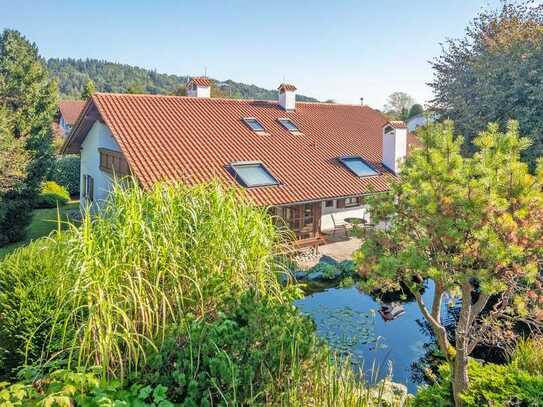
452,281,473,407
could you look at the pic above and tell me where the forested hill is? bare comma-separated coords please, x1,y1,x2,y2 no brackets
47,58,318,102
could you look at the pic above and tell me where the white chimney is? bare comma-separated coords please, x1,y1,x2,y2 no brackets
382,121,407,174
187,76,211,98
278,83,296,111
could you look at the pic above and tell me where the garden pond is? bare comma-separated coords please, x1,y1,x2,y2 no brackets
295,279,448,393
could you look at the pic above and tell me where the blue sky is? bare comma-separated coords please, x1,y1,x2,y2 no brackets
1,0,503,107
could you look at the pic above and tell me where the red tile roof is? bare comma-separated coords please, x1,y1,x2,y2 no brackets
58,100,86,125
65,93,415,206
188,76,212,87
278,83,297,92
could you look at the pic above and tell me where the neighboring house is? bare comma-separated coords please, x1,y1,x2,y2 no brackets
406,113,435,132
62,77,417,248
56,100,86,137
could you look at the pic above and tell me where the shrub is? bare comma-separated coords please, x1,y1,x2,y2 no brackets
0,195,32,246
510,337,543,375
310,262,341,280
140,292,316,405
0,369,174,406
338,259,357,275
0,181,284,380
34,181,70,208
49,155,80,195
412,357,543,407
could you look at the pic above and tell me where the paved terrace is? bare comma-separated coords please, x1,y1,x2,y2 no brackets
297,234,362,269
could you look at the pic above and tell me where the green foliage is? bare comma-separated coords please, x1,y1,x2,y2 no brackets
0,107,29,194
407,104,424,119
34,181,69,208
311,262,342,280
0,29,58,246
509,337,543,376
413,359,543,407
140,292,316,405
80,79,95,100
0,369,175,406
0,181,284,380
47,58,318,101
48,155,80,195
430,1,543,167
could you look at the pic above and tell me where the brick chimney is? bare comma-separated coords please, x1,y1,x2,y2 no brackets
278,83,296,111
382,121,407,174
187,76,211,98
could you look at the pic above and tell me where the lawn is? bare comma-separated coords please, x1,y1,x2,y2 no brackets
0,201,80,259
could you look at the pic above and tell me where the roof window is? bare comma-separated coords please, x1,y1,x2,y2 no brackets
230,161,279,187
243,117,265,132
338,156,378,177
278,118,300,132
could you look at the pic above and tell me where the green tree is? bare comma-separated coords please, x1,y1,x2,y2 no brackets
407,103,423,119
0,108,29,194
430,1,543,168
383,91,415,121
0,29,58,245
356,121,543,406
81,79,95,99
127,82,146,94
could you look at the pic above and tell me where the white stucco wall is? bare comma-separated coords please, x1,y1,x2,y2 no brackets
320,199,370,232
382,127,407,174
279,91,296,110
80,121,122,210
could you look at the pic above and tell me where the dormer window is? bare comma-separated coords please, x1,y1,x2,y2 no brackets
243,117,265,132
278,118,300,133
230,161,279,187
338,156,378,177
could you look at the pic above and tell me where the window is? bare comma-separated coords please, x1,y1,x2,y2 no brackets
82,174,94,202
325,200,334,208
345,197,361,207
338,156,378,177
242,117,265,132
99,148,130,176
230,162,279,187
278,118,300,132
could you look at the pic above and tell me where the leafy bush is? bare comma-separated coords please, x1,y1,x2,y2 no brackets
0,181,284,380
309,262,341,280
140,292,315,405
338,259,356,275
49,154,80,195
413,357,543,407
0,195,32,246
0,369,174,406
34,181,70,208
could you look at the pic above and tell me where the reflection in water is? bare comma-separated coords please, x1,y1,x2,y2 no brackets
295,281,446,393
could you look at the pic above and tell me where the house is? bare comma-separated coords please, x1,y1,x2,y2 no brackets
62,77,417,247
406,113,435,132
56,100,86,137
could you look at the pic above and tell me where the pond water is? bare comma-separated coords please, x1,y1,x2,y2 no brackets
295,280,445,393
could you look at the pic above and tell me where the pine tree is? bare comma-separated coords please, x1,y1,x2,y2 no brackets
0,29,58,245
81,79,95,99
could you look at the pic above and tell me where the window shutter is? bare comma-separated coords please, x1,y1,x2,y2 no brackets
337,199,345,209
82,175,87,198
89,176,94,202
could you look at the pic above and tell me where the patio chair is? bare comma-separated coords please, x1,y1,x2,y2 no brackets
330,214,350,237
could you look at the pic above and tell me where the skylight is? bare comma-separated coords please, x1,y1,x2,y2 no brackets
230,162,279,187
338,156,378,177
278,118,300,132
243,118,265,132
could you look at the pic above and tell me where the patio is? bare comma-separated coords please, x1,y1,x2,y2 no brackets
296,234,362,269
